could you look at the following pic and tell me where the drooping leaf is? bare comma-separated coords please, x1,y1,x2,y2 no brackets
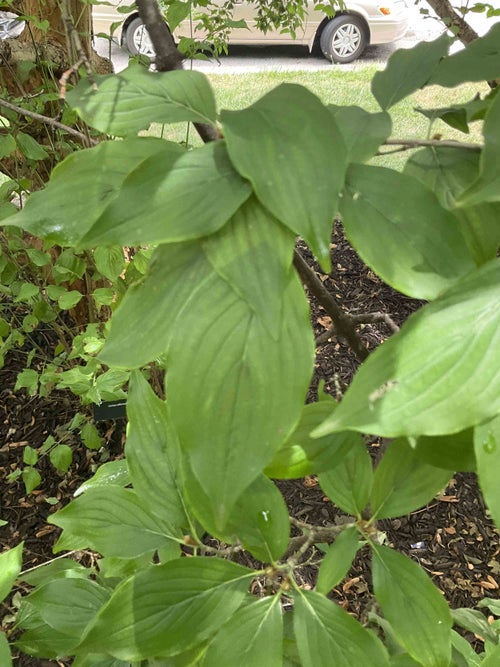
16,624,77,660
222,83,347,267
81,141,252,247
318,435,372,516
26,579,110,637
167,265,314,530
67,64,217,136
0,633,12,667
328,106,391,163
411,429,476,472
340,164,476,300
126,371,188,530
264,401,358,478
198,474,290,563
481,643,500,667
313,260,500,438
316,526,362,594
203,596,283,667
79,558,253,661
372,545,452,667
48,487,176,557
2,138,181,245
474,413,500,530
0,542,23,604
429,23,500,88
404,147,500,265
371,34,451,110
460,92,500,206
370,439,453,520
415,92,494,134
293,589,389,667
202,196,295,337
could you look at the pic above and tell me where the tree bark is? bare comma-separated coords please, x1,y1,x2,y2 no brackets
424,0,479,45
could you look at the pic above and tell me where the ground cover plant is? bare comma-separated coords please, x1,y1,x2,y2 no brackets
1,0,500,665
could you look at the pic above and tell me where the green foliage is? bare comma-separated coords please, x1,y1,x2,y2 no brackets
2,20,500,667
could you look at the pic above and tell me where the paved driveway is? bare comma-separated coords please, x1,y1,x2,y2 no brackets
93,6,499,74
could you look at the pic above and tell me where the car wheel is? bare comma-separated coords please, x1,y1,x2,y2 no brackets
123,16,156,58
320,15,368,64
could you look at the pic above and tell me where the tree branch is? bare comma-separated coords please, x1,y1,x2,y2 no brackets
0,98,98,146
316,311,399,345
135,0,220,143
293,249,369,362
424,0,479,46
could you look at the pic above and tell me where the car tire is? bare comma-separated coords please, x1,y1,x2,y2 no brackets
123,16,156,58
320,15,368,64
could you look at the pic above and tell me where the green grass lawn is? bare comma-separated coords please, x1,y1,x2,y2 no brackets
153,66,487,170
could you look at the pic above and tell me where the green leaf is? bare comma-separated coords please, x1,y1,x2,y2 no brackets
371,439,453,519
209,474,290,563
404,147,500,266
100,242,212,368
340,164,476,300
411,429,476,472
222,83,347,268
451,608,498,645
81,141,252,247
58,290,83,310
21,559,90,586
17,622,80,658
316,526,361,594
22,467,41,494
372,545,452,667
49,444,73,473
167,267,314,530
48,487,176,557
14,282,39,302
474,413,500,529
0,542,23,604
74,459,130,497
126,372,188,531
4,137,180,245
264,401,358,479
481,644,500,667
451,630,482,667
371,34,451,110
16,131,49,160
202,195,295,337
328,106,391,163
0,633,12,667
92,288,114,309
0,134,16,158
93,246,125,281
23,445,38,466
318,436,372,516
203,596,282,667
415,93,493,134
67,64,217,136
429,23,500,88
80,422,102,450
26,579,110,637
79,558,253,660
293,589,389,667
460,92,500,206
313,260,500,438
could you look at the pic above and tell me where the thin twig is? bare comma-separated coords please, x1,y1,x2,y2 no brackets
381,137,482,153
293,248,369,362
0,98,98,146
315,311,399,345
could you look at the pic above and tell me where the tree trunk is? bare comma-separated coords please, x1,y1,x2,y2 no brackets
0,0,111,96
424,0,479,45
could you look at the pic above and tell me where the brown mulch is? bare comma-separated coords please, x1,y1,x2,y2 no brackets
1,223,499,665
